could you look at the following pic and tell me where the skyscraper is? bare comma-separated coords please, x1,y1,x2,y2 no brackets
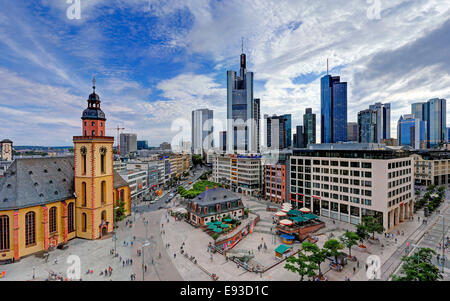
191,108,214,155
264,114,291,150
227,47,259,153
369,102,391,142
411,98,446,147
219,131,227,153
347,122,358,142
357,109,377,143
294,125,304,148
397,114,426,149
321,74,347,143
303,108,316,146
119,133,137,156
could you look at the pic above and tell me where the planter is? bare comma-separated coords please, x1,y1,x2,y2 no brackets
358,244,367,249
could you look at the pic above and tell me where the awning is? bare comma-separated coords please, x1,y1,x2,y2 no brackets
288,209,302,216
279,219,293,226
275,244,292,254
290,215,307,223
280,234,295,240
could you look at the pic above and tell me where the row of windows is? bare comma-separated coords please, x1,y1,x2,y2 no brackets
388,185,412,198
388,168,411,179
388,192,412,207
81,181,107,206
388,176,412,189
80,151,107,175
292,170,372,179
0,203,75,251
388,160,411,169
291,159,372,169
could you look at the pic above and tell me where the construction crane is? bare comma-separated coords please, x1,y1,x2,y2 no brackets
109,125,125,155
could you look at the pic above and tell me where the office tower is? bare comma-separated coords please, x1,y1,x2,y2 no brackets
347,122,358,142
303,108,316,146
357,109,377,143
294,125,304,148
254,98,261,152
397,114,426,149
264,114,291,150
137,140,148,150
411,98,446,147
191,108,214,155
119,133,137,156
219,131,227,152
447,128,450,142
320,74,347,143
369,102,391,142
226,47,259,153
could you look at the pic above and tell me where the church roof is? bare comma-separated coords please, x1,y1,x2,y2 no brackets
113,170,128,188
191,187,240,206
0,156,75,210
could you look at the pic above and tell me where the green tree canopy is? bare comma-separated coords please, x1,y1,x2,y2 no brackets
284,250,318,281
392,248,443,281
339,231,360,257
301,241,329,277
323,239,344,265
362,216,385,239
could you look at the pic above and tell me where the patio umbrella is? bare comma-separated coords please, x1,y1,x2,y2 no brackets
282,203,292,208
281,208,289,212
299,207,311,213
208,225,217,230
275,211,287,217
212,220,222,225
206,222,214,226
223,218,232,222
279,219,293,226
213,228,223,233
220,224,230,228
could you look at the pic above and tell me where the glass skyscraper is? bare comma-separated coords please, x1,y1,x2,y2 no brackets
411,98,446,147
227,50,259,153
397,114,426,149
357,109,377,143
303,108,316,146
191,108,214,155
294,125,304,148
347,122,358,142
321,75,347,143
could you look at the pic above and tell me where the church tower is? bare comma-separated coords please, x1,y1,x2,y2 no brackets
73,78,114,239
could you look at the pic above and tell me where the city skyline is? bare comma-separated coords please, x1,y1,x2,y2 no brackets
0,1,449,146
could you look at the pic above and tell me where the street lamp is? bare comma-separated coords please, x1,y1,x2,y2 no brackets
135,239,150,281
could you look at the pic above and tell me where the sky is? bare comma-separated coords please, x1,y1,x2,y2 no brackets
0,0,449,147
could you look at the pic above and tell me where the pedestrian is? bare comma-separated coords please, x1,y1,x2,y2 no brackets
174,253,176,259
365,264,368,271
357,261,360,268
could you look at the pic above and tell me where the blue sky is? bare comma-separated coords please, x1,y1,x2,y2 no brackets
0,0,449,146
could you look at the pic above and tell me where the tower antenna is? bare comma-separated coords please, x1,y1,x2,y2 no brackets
92,75,96,92
241,37,244,54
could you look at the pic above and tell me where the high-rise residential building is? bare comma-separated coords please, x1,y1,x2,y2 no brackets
303,108,316,146
226,48,259,154
347,122,358,142
191,108,214,155
357,109,377,143
219,131,227,153
294,125,304,148
320,74,347,143
369,103,391,142
119,133,137,156
137,140,148,150
397,114,426,149
411,98,446,147
264,114,292,150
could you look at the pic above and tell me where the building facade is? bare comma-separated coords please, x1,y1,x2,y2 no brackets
0,139,13,161
412,151,450,186
411,98,447,148
289,144,413,231
137,140,148,150
212,154,262,196
303,108,316,146
397,114,426,149
119,133,137,156
264,114,292,150
226,49,259,154
294,125,304,148
358,109,377,143
191,108,214,156
369,103,391,142
347,122,358,142
321,75,347,143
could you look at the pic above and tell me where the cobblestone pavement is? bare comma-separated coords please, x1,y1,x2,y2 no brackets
0,217,135,281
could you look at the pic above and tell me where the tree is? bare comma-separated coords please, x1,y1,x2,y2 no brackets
323,239,344,265
284,250,318,281
339,231,360,258
301,241,329,277
356,224,369,242
192,154,203,166
362,216,384,239
114,199,126,222
392,248,443,281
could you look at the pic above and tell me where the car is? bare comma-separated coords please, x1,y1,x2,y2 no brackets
169,193,174,198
